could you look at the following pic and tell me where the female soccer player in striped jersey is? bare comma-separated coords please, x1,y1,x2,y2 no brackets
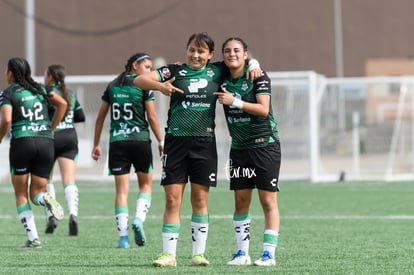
92,53,164,249
215,37,281,267
0,57,67,248
134,32,262,267
43,64,85,236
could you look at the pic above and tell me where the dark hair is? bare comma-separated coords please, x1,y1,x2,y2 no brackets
186,32,215,53
117,52,151,87
221,37,250,79
47,64,70,116
7,57,44,97
221,37,248,53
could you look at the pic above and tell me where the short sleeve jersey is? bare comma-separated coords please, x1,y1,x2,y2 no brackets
102,74,154,143
48,85,83,132
156,63,225,137
0,83,52,139
222,68,280,149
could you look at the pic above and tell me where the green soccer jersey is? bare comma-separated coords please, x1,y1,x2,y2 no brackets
102,74,154,143
222,68,279,149
156,63,225,137
0,83,53,139
50,85,83,132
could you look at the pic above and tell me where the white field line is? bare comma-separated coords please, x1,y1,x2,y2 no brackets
1,214,414,220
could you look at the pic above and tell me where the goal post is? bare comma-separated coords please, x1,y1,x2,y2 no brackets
321,76,414,182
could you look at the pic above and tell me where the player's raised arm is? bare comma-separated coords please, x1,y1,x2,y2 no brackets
134,72,183,96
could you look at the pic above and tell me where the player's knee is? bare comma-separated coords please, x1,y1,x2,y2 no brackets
165,196,181,209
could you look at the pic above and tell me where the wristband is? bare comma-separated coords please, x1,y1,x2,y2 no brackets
159,140,164,147
232,98,244,109
248,59,260,70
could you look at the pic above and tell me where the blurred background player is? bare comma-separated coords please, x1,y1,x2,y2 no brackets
92,53,163,248
0,57,67,248
43,64,85,236
215,37,281,267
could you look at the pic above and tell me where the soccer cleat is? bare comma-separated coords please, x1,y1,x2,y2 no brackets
43,192,64,220
254,250,276,266
152,253,177,267
69,214,78,236
45,216,58,234
22,239,42,248
227,250,251,265
132,217,146,246
118,236,130,249
192,254,210,266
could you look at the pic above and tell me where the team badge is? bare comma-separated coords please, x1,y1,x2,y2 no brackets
241,80,249,91
206,68,215,78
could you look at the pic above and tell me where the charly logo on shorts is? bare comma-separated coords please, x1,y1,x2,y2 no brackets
224,159,256,180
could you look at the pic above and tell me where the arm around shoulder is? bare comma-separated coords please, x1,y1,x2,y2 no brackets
133,71,161,91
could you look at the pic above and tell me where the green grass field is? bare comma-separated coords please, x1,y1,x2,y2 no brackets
0,180,413,274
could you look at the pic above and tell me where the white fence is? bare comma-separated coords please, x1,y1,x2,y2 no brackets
1,71,414,183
